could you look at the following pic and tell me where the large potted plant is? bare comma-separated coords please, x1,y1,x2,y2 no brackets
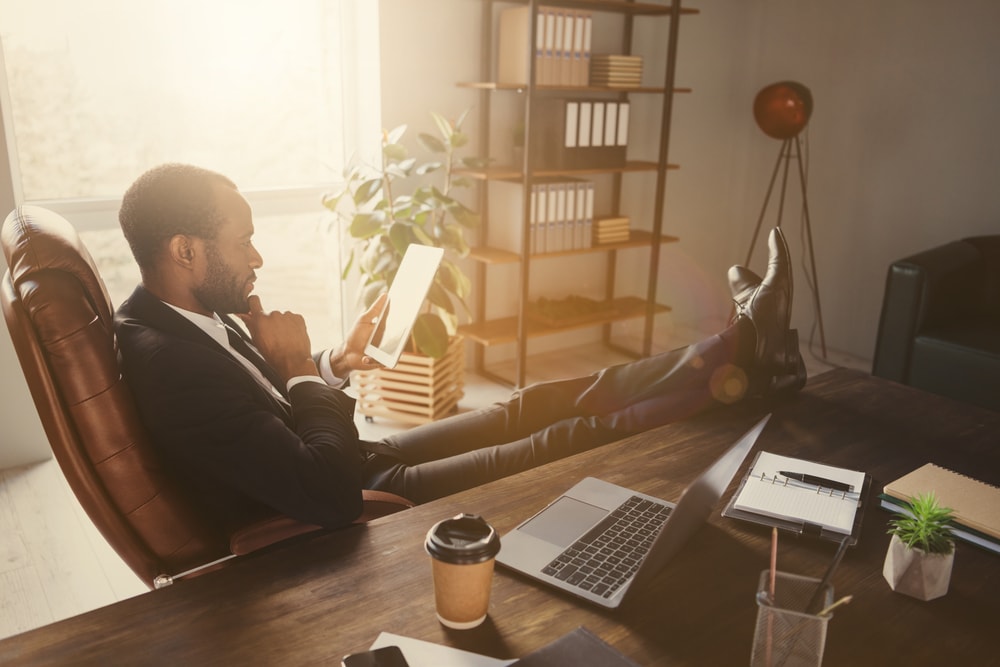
323,111,482,424
882,492,956,601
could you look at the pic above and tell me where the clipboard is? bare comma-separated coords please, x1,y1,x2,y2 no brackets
722,451,872,545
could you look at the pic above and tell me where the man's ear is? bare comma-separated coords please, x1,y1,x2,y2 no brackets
167,234,199,269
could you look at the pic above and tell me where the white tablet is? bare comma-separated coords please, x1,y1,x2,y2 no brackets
363,244,445,368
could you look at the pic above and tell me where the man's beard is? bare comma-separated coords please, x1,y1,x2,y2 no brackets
193,243,252,315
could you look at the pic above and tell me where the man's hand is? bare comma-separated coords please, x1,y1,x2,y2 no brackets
235,295,319,383
328,292,388,378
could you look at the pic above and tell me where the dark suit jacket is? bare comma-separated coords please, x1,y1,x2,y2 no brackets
115,285,365,530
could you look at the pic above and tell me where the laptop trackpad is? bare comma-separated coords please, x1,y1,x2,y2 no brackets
519,496,608,548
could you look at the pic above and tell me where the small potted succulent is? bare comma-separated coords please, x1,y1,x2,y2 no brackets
882,492,955,600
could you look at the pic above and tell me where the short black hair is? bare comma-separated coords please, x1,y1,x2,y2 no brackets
119,163,237,272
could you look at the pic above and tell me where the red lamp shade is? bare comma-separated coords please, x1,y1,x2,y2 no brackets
753,81,813,139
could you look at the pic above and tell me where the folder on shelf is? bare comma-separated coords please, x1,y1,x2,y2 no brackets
881,463,1000,554
547,182,562,252
542,7,556,85
722,451,871,544
529,98,627,170
591,101,605,147
559,9,574,85
616,102,630,146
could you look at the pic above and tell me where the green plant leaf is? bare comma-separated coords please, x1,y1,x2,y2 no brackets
411,312,449,358
387,222,415,255
340,248,355,281
349,212,385,239
417,132,447,154
887,492,955,555
426,281,456,315
412,225,434,246
430,111,453,142
385,163,409,179
321,189,347,212
443,259,472,298
383,143,408,161
449,203,480,229
461,156,492,169
450,131,469,149
439,225,469,255
415,161,442,176
386,124,407,145
455,107,470,131
450,176,475,189
353,178,383,205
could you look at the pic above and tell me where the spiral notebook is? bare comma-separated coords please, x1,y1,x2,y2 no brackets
880,463,1000,554
722,451,870,544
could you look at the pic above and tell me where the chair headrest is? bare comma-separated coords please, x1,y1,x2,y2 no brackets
2,205,113,326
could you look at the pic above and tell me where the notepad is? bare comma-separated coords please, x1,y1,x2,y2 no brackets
882,463,1000,548
728,452,867,536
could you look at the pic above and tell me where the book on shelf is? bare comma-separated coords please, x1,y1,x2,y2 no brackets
880,462,1000,555
722,451,871,544
594,216,630,245
498,6,592,86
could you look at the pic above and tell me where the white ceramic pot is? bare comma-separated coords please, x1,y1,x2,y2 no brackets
882,533,954,601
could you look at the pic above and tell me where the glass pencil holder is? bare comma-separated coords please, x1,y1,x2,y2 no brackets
750,570,833,667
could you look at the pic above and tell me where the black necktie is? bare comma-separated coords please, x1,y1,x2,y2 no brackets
221,319,290,401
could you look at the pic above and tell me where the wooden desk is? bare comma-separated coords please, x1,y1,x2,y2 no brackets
2,369,998,665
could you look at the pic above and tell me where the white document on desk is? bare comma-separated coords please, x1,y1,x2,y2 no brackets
732,451,865,535
371,632,516,667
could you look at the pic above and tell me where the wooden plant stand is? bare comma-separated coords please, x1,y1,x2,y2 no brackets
353,336,465,425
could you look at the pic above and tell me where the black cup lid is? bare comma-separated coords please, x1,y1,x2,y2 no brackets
424,513,501,564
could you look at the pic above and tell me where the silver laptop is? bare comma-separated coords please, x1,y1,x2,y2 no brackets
496,414,771,609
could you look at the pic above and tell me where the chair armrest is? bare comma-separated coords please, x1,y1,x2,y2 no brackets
355,489,415,523
228,490,414,556
872,240,982,381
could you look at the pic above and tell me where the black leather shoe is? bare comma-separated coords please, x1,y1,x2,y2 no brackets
735,228,806,393
726,265,762,324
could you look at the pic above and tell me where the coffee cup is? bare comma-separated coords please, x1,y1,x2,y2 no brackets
424,513,501,629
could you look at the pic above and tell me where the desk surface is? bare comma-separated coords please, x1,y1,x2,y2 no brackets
2,369,999,665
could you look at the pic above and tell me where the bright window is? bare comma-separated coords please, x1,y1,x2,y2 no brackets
0,0,380,341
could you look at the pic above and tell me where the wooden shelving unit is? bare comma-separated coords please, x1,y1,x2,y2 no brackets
462,0,694,387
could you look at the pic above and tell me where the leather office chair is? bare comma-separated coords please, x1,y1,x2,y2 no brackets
1,205,412,589
872,235,1000,411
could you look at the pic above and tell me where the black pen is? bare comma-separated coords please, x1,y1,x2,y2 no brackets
778,471,853,493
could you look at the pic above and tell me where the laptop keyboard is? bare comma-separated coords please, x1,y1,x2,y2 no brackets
541,495,672,598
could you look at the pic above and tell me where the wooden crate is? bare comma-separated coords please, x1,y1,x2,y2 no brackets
353,336,465,425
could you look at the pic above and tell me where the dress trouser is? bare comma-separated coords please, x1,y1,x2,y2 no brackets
361,322,748,503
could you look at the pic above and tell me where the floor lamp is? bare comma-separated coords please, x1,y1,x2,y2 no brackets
744,81,827,358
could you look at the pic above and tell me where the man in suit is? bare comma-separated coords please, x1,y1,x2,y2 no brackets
115,163,805,532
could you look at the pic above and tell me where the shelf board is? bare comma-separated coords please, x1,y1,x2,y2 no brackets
458,161,677,181
468,230,679,264
457,82,692,95
506,0,699,16
459,296,670,346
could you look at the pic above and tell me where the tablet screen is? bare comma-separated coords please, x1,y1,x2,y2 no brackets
363,244,444,368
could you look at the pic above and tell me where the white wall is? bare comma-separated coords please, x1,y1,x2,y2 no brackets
0,84,51,468
384,0,1000,363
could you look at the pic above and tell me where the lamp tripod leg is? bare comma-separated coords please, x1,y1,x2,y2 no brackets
744,139,790,267
793,135,827,358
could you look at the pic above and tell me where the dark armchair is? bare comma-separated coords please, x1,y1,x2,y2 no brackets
1,206,412,588
872,235,1000,411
